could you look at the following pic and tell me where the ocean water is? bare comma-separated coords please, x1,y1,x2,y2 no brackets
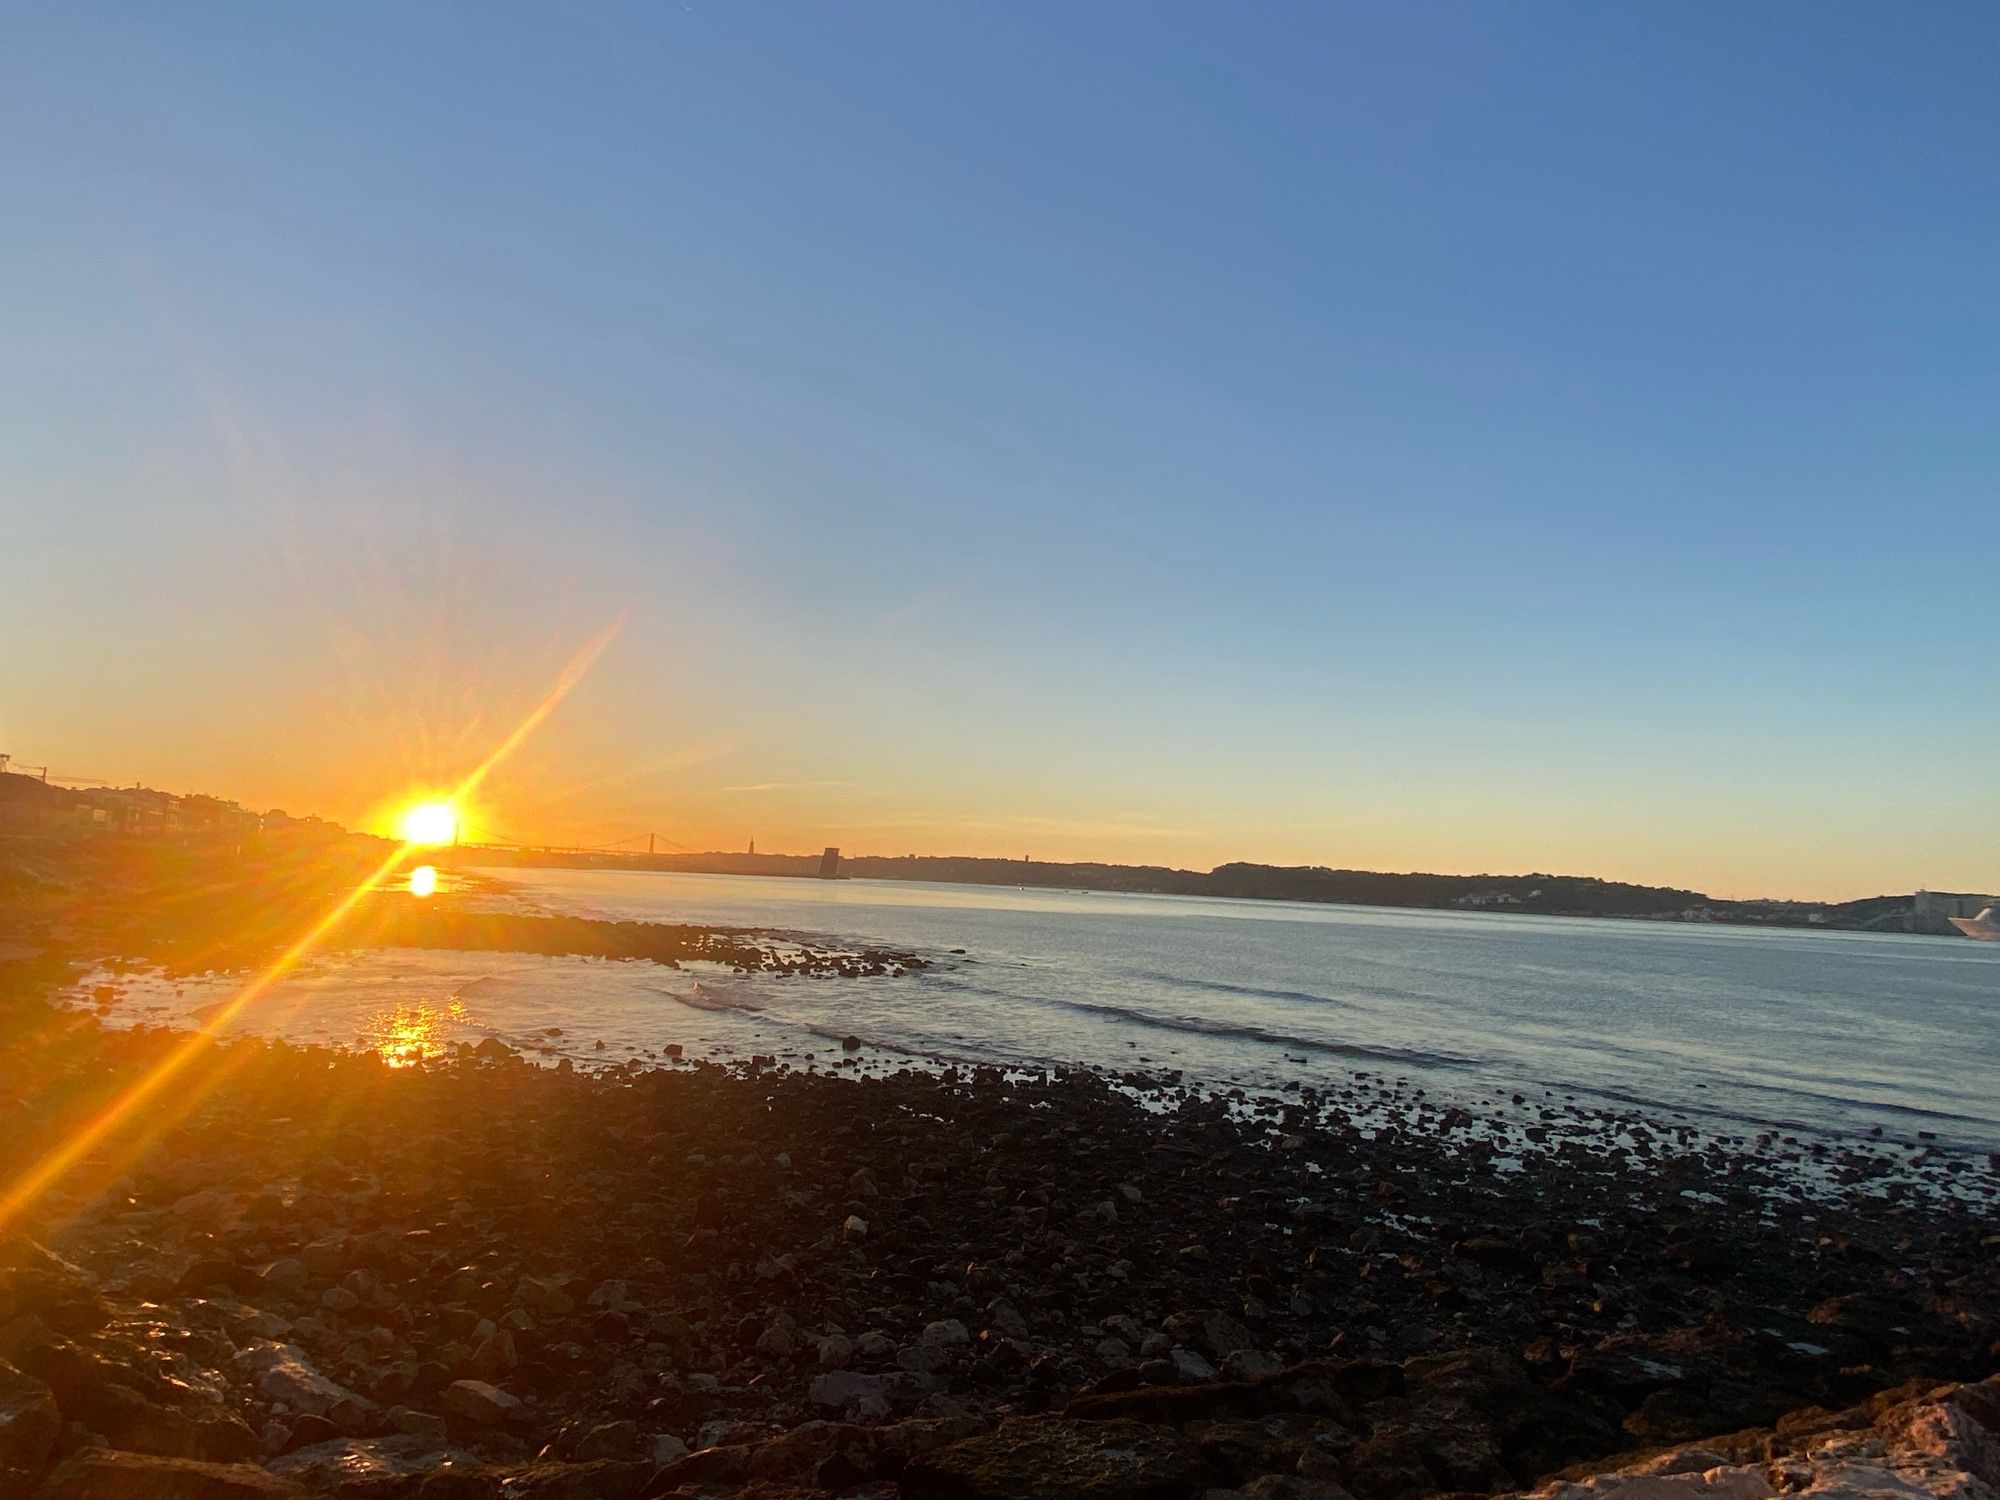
81,867,2000,1153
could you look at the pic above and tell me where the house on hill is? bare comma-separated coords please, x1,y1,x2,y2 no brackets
0,770,79,831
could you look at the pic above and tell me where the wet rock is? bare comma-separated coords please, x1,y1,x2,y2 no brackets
441,1378,521,1426
0,1242,108,1337
32,1449,304,1499
243,1342,369,1423
267,1433,477,1484
0,1358,59,1483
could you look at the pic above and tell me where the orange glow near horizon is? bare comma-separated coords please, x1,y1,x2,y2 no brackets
0,614,626,1239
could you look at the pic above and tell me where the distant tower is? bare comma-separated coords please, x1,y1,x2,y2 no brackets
749,838,755,855
818,846,840,879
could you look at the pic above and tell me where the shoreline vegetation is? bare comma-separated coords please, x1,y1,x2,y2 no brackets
0,835,1996,1500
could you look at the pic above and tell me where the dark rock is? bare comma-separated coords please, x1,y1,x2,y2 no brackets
440,1379,520,1426
0,1357,59,1484
903,1415,1216,1499
1342,1428,1435,1500
1191,1412,1346,1484
0,1242,108,1336
1164,1310,1257,1362
31,1448,305,1499
573,1419,640,1461
1236,1478,1358,1500
279,1413,340,1453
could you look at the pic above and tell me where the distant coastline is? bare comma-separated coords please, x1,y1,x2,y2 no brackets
448,845,1984,936
4,766,1982,935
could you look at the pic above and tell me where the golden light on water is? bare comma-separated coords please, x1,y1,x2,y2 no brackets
365,999,467,1068
408,864,439,897
0,614,627,1238
399,800,459,846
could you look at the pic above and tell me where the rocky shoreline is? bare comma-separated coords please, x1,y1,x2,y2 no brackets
2,974,1997,1498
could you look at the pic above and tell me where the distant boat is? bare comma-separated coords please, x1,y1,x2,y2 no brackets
1948,905,2000,941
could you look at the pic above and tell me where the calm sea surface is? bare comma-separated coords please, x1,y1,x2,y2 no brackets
88,868,2000,1152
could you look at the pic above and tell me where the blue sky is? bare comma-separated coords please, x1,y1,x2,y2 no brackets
2,3,1995,897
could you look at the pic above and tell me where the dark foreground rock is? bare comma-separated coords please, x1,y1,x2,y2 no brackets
37,1449,303,1499
0,944,1994,1497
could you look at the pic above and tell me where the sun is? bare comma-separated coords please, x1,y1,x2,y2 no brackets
398,800,459,847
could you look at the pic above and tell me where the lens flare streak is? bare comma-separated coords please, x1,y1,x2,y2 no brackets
0,615,625,1237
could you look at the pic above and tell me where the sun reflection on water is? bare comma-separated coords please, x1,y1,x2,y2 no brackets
362,999,468,1067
